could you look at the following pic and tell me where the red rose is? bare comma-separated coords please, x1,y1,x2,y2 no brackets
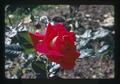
29,23,80,69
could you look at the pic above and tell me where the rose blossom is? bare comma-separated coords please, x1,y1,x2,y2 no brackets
29,23,80,69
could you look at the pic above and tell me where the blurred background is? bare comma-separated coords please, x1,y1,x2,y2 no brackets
5,5,114,79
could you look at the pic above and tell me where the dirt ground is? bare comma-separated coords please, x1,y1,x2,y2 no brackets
57,56,114,79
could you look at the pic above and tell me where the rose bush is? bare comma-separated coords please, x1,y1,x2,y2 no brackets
29,23,80,69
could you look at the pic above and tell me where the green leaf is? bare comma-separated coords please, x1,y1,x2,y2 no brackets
31,60,48,78
32,60,47,72
17,31,35,54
